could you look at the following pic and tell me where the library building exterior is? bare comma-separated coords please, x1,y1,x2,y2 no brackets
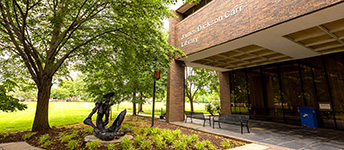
166,0,344,130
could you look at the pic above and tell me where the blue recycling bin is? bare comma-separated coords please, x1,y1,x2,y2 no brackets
298,107,318,128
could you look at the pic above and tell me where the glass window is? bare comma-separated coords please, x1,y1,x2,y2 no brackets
230,70,249,115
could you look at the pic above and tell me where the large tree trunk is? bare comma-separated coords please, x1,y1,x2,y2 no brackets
32,76,53,132
132,92,137,115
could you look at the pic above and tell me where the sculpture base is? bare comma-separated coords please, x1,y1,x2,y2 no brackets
84,135,133,145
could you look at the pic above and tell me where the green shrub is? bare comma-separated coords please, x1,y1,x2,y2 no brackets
43,140,51,148
191,134,198,142
60,133,77,143
172,129,181,138
107,143,115,150
180,134,192,145
202,140,211,147
146,127,161,136
84,127,94,134
140,128,146,134
39,134,50,144
221,141,231,148
173,140,187,150
152,135,166,149
3,133,9,138
121,123,132,130
86,141,100,150
67,140,78,150
164,133,175,144
22,132,36,140
140,140,151,149
120,136,132,149
208,144,216,150
58,132,66,137
195,141,204,150
134,135,144,145
72,130,79,135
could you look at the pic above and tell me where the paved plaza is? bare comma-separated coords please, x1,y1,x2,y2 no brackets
172,118,344,150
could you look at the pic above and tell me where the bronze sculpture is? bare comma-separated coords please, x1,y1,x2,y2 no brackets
84,92,131,141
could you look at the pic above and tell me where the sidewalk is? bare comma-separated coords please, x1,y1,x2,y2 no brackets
0,142,42,150
171,119,344,150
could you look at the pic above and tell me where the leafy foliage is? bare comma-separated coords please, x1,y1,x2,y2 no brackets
195,141,205,150
0,80,27,112
140,140,152,149
0,0,183,130
120,136,132,150
185,67,219,111
22,132,36,140
67,140,78,150
39,134,50,144
221,141,232,148
107,143,115,150
86,141,100,150
173,140,187,150
133,135,144,145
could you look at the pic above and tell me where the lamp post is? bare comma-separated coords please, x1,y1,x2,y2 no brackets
151,69,160,127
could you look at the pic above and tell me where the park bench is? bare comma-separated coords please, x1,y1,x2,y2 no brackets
213,113,250,134
185,111,211,127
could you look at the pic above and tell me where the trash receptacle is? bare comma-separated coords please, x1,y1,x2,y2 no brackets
298,107,318,128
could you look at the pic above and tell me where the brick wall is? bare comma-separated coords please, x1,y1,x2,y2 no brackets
175,0,342,55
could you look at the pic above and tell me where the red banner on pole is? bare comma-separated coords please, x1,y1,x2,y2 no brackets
156,69,161,80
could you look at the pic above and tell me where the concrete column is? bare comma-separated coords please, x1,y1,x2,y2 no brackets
219,72,231,113
166,11,185,123
166,60,185,122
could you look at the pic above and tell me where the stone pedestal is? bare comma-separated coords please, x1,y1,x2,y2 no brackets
84,135,133,145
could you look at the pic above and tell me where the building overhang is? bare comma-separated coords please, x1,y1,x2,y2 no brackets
173,1,344,72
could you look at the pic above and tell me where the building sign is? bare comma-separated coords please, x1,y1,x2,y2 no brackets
180,5,243,48
319,103,332,111
175,0,341,55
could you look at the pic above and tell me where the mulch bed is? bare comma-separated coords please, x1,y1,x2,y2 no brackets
0,115,248,149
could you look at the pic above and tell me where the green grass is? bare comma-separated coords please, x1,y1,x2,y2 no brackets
95,101,208,115
1,101,209,133
0,102,118,133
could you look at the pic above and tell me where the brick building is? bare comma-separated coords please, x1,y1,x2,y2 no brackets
167,0,344,130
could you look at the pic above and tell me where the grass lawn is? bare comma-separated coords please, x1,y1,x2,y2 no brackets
1,101,209,133
0,102,119,133
88,101,209,115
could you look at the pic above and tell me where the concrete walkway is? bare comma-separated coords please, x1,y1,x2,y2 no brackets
171,119,344,150
0,142,42,150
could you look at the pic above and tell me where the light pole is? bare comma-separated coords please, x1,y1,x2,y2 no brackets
151,69,160,127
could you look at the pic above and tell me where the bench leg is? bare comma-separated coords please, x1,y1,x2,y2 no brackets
209,119,211,126
246,125,250,133
191,118,193,123
203,120,205,127
213,122,215,128
185,117,187,123
241,125,243,134
218,122,221,128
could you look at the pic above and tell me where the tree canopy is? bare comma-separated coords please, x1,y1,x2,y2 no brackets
0,0,182,131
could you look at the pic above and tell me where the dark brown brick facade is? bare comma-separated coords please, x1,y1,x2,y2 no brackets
166,60,185,122
219,72,231,113
166,11,185,123
175,0,342,55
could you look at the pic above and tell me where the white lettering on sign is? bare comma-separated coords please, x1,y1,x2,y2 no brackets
180,5,243,47
181,37,198,48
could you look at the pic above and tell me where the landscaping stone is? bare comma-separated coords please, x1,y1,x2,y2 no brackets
84,135,133,145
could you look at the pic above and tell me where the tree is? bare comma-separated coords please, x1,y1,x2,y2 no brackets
0,0,181,131
185,67,209,112
0,79,27,112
